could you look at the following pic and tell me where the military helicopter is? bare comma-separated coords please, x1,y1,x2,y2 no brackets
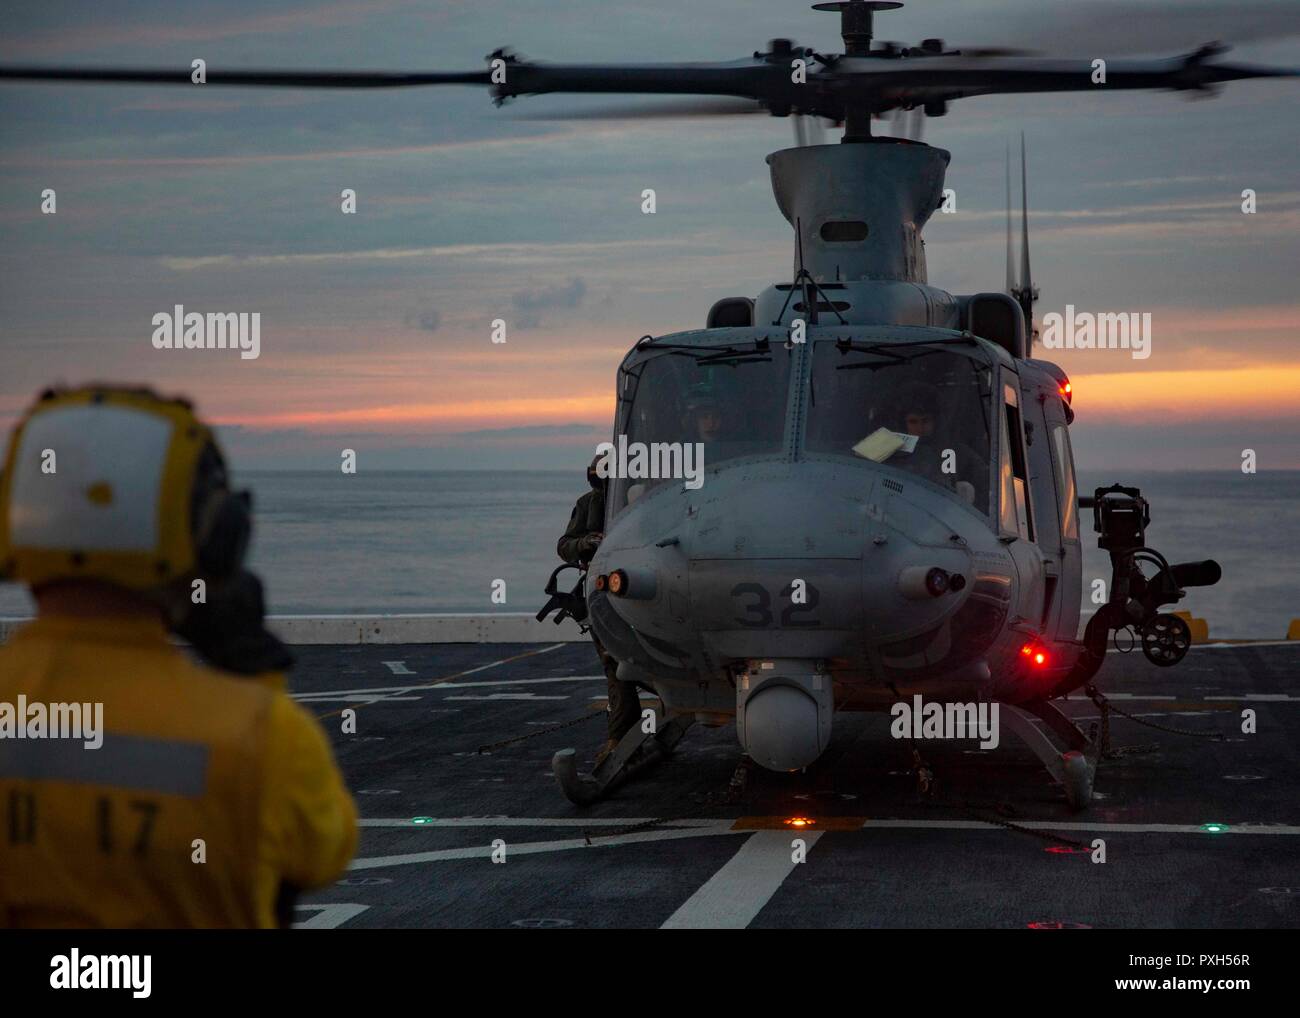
5,1,1284,810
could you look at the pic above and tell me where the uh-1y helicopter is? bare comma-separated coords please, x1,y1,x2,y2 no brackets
524,1,1266,808
5,1,1282,809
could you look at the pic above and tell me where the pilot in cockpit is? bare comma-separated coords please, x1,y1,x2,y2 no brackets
682,383,724,445
891,380,985,508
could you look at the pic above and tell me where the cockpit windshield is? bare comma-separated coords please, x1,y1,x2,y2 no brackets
806,340,994,515
611,346,793,511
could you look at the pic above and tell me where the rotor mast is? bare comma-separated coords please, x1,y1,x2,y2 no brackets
813,0,903,141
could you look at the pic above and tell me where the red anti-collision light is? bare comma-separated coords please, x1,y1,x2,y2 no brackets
1021,642,1051,668
1059,380,1072,403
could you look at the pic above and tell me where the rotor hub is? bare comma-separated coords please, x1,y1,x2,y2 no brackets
811,1,904,56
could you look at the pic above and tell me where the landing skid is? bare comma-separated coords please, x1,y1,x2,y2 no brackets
1001,700,1099,811
552,712,695,806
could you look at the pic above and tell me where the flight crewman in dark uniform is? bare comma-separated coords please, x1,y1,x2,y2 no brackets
0,385,357,928
557,456,641,765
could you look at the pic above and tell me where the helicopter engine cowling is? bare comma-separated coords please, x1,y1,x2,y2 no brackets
767,142,950,285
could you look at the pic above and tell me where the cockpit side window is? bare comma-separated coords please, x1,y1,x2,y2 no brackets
999,380,1035,541
805,342,994,516
1052,424,1079,541
610,349,793,512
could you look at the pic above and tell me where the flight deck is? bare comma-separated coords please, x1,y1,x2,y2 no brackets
288,638,1300,930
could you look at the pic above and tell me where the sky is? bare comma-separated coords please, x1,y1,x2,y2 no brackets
1,0,1297,473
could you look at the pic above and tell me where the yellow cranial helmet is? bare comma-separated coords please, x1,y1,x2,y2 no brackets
0,385,250,592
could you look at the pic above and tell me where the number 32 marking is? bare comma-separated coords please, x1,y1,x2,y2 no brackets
730,582,820,628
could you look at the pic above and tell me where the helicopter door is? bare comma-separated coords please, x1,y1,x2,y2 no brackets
996,375,1045,629
1042,409,1083,641
1021,380,1074,640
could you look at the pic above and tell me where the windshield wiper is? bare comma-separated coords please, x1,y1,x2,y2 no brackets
695,348,772,366
834,342,906,370
636,335,771,364
833,335,982,371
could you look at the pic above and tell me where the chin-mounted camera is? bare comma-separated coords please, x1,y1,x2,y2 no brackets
1079,484,1221,667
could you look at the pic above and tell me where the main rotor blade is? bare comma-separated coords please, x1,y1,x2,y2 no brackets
825,49,1299,117
0,67,492,88
507,98,766,121
0,59,776,98
1,48,1294,120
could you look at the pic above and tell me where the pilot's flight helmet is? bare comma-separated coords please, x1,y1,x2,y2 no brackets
684,380,721,414
0,385,251,596
587,452,607,490
897,380,941,418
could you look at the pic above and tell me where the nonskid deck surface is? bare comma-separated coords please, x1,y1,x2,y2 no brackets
289,640,1300,929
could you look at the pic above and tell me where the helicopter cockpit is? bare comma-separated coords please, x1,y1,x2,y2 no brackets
806,340,994,515
610,330,999,523
610,346,793,511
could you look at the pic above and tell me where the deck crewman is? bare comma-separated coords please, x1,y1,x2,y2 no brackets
0,385,357,927
557,455,641,767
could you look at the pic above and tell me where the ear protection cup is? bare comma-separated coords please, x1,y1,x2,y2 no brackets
196,490,251,580
191,442,251,581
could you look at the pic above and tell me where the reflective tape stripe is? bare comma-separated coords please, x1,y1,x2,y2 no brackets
0,733,209,796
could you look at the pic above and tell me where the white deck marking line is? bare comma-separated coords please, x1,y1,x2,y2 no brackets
296,679,1295,704
1066,693,1299,702
589,693,663,701
854,820,1300,835
1207,694,1299,702
349,823,744,869
1070,711,1219,721
1092,693,1175,700
299,696,422,703
304,644,569,716
661,830,823,929
292,903,371,929
293,673,601,701
358,817,724,828
1192,641,1300,650
445,693,570,701
355,817,1300,836
382,661,415,675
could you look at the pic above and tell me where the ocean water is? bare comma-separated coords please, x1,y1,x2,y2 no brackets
0,470,1295,639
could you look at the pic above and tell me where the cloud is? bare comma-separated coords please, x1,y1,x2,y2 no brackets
403,308,440,332
2,0,1298,472
511,277,587,329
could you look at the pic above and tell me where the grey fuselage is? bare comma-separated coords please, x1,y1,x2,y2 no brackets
586,140,1084,772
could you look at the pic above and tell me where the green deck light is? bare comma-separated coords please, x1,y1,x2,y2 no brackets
1200,822,1229,834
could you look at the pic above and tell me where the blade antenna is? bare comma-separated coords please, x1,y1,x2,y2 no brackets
1018,131,1039,346
797,219,817,325
1005,142,1016,295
